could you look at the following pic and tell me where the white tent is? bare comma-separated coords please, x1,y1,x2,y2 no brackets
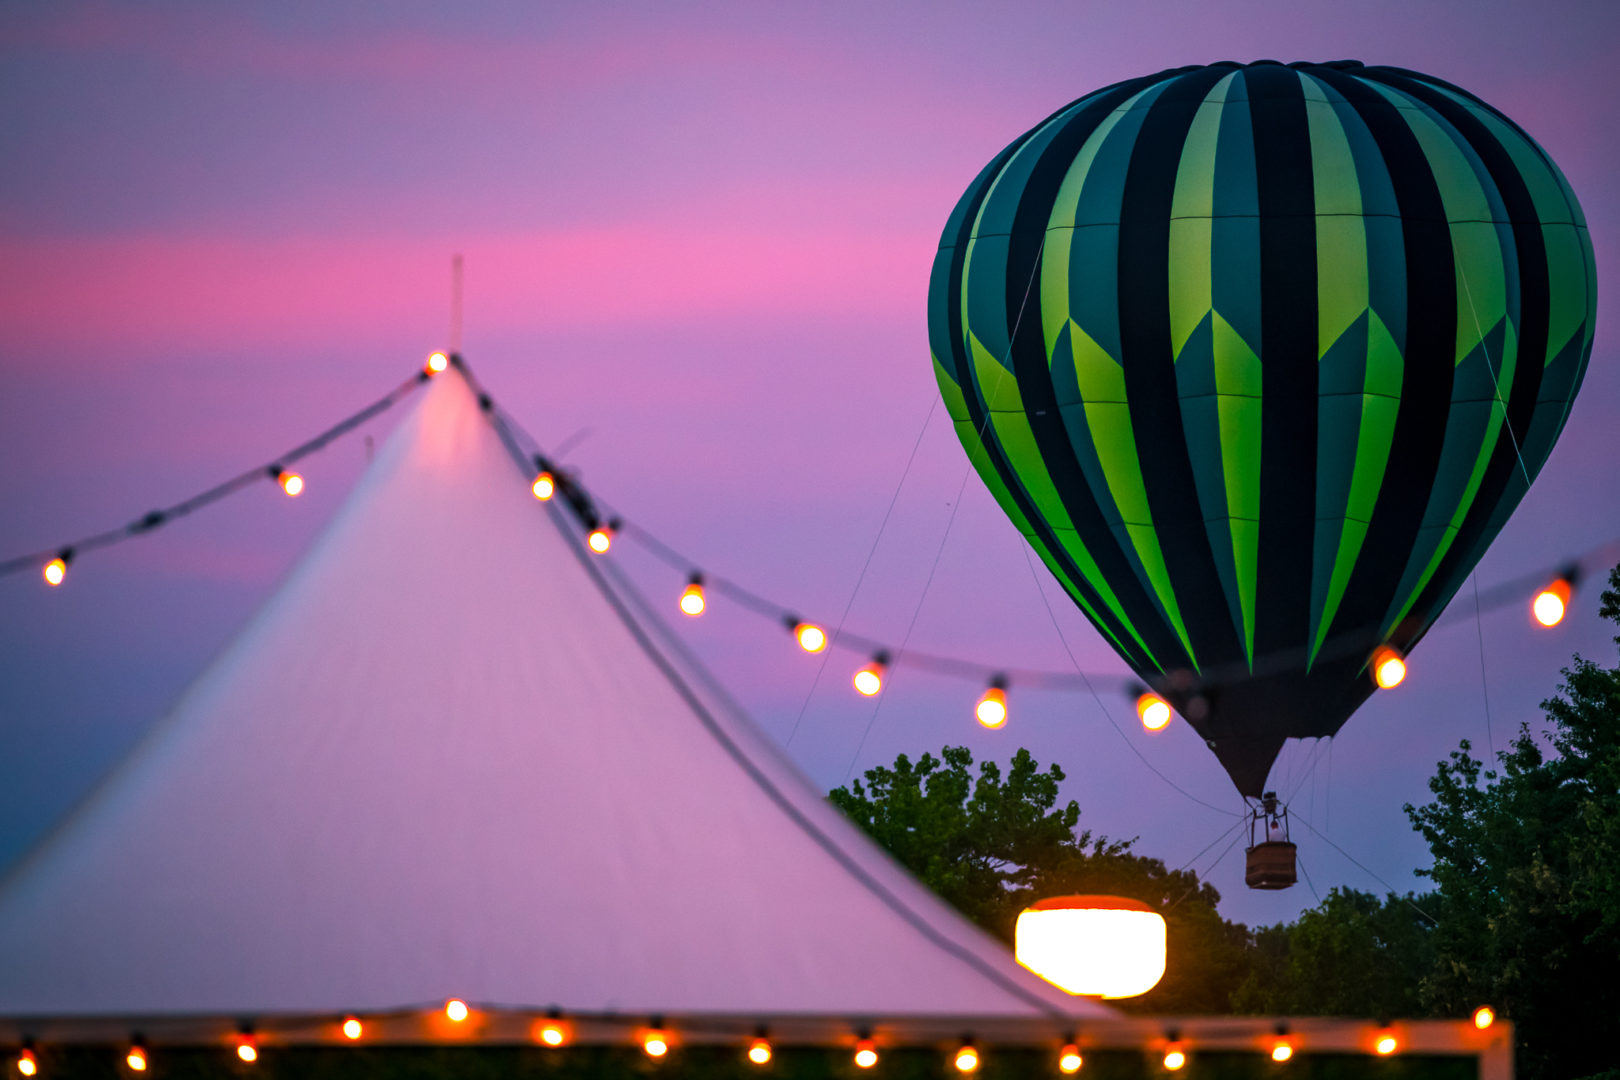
0,365,1107,1035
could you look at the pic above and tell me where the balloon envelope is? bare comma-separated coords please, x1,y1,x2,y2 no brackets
928,61,1594,796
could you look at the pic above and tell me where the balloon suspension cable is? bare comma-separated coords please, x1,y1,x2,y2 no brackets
1289,810,1438,927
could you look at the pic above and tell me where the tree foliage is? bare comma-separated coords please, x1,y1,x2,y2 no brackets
829,746,1249,1013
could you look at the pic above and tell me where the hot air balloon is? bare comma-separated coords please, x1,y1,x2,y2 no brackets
929,61,1594,805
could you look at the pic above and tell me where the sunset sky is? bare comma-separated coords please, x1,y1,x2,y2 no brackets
2,0,1616,926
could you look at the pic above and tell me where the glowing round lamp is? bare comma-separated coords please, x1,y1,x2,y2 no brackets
1136,692,1172,731
587,526,613,554
277,471,304,497
1014,895,1167,998
17,1049,37,1076
854,1039,878,1068
795,622,827,653
531,472,556,500
236,1040,258,1063
1472,1006,1495,1030
127,1045,148,1071
1163,1047,1187,1071
748,1038,772,1064
342,1017,363,1040
426,351,450,375
1533,580,1570,627
976,685,1008,728
1271,1041,1293,1063
43,557,68,587
1374,1033,1398,1056
1372,647,1406,689
537,1022,567,1047
854,655,887,697
680,580,706,616
643,1031,669,1058
444,999,469,1023
1059,1045,1083,1073
954,1044,979,1072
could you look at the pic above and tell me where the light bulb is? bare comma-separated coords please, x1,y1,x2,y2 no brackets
426,351,450,375
1137,692,1172,731
854,1039,878,1069
126,1046,148,1072
1163,1048,1187,1071
1059,1045,1083,1073
976,684,1007,728
680,580,706,616
278,471,304,497
1533,579,1570,627
1271,1041,1293,1063
236,1041,257,1063
17,1050,37,1077
444,999,469,1022
43,556,68,586
1472,1005,1495,1030
532,472,556,500
954,1045,979,1072
1372,646,1406,689
342,1018,363,1040
587,526,613,554
643,1032,669,1058
795,623,827,653
539,1024,566,1047
748,1039,772,1065
1375,1034,1398,1056
854,653,889,697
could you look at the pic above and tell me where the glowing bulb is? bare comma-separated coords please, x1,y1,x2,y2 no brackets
1372,647,1406,689
680,580,706,616
539,1024,566,1047
795,623,827,653
532,472,556,500
1271,1041,1293,1063
43,557,67,586
127,1046,148,1071
854,1039,878,1068
1163,1048,1186,1071
236,1041,257,1063
854,656,887,697
954,1045,979,1072
426,351,449,375
976,685,1007,729
444,999,469,1023
1472,1006,1495,1030
587,527,613,554
342,1018,363,1040
1533,580,1570,627
1137,692,1172,731
643,1032,669,1058
1375,1034,1398,1056
748,1039,772,1065
1059,1046,1083,1073
17,1050,37,1077
278,471,304,497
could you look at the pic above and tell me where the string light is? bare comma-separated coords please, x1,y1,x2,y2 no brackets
747,1037,772,1065
536,1021,567,1047
1472,1006,1495,1030
1532,578,1571,627
787,617,827,653
273,468,304,497
15,1048,36,1077
854,651,890,697
1162,1046,1187,1071
642,1029,669,1058
1271,1040,1293,1063
1059,1044,1083,1073
425,351,450,375
1136,692,1172,731
1372,646,1406,689
43,550,70,587
976,677,1008,728
953,1041,980,1072
1374,1033,1398,1055
680,574,706,616
444,999,469,1023
235,1038,258,1064
587,521,616,554
126,1043,148,1072
532,472,556,501
853,1038,878,1068
341,1017,363,1040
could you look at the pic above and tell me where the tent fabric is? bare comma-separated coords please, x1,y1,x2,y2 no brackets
0,368,1109,1022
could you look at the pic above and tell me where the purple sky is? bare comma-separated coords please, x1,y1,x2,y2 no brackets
2,1,1617,928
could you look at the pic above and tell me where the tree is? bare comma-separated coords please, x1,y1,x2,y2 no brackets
829,746,1250,1013
1403,565,1620,1080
